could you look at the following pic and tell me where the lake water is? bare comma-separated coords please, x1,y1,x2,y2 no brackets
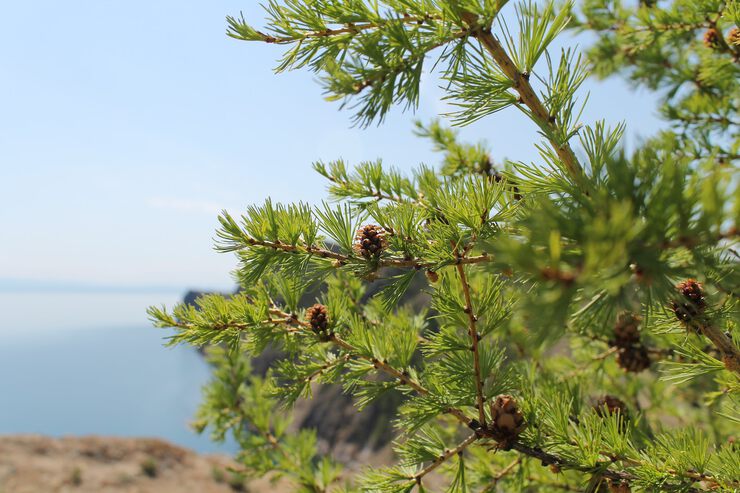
0,290,237,453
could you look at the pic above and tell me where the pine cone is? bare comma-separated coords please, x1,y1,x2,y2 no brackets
671,279,707,323
594,395,630,431
594,395,629,418
425,270,440,283
617,345,651,373
488,395,526,446
354,225,387,259
729,28,740,47
306,303,331,341
703,28,720,48
614,311,641,347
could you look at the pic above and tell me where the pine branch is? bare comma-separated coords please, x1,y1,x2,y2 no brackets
454,248,487,427
509,442,634,482
154,2,740,491
346,31,471,96
412,433,478,485
233,232,493,269
695,321,740,375
584,20,711,35
269,308,474,427
239,237,347,261
461,13,583,181
231,13,440,45
480,458,522,492
507,439,739,490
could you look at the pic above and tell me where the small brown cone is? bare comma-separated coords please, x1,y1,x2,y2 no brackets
704,28,720,48
594,395,630,431
729,28,740,47
614,311,641,347
671,279,707,324
353,225,388,259
306,304,331,341
425,270,440,283
617,345,651,373
488,395,526,447
594,395,629,419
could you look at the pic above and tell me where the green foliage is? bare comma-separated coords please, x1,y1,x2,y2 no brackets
151,0,739,491
140,458,158,478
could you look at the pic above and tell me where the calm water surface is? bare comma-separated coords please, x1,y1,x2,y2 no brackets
0,291,236,453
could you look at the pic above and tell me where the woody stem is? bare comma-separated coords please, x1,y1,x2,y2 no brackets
413,434,478,485
462,13,583,181
455,249,487,427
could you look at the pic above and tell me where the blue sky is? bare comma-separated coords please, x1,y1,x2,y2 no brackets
0,1,665,292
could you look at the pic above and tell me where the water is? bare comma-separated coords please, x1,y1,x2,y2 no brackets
0,291,236,454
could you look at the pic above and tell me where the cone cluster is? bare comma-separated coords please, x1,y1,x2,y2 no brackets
354,225,387,259
671,279,707,324
306,303,332,342
613,311,650,373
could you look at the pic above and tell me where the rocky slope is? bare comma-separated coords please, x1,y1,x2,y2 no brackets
0,435,249,493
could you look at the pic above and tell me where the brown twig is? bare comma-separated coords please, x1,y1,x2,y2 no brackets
509,442,634,482
266,308,474,427
695,322,740,375
252,13,441,44
412,434,478,485
240,235,492,269
461,14,583,180
480,458,522,492
455,249,488,427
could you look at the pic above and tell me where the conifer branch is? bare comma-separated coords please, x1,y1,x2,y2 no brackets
508,440,739,490
461,13,583,180
508,442,634,482
481,458,522,492
268,309,474,426
412,433,478,484
322,172,418,205
454,248,487,427
238,14,440,45
241,237,347,261
237,233,492,269
584,20,711,35
347,32,471,95
695,322,740,375
328,332,473,426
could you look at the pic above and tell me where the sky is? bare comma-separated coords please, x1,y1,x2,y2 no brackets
0,1,666,293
